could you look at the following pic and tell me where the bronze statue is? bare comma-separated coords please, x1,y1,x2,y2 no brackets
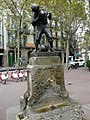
31,4,54,52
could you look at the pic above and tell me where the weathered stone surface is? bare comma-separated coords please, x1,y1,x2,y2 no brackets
19,105,87,120
29,65,69,106
29,56,61,65
30,51,58,57
18,54,87,120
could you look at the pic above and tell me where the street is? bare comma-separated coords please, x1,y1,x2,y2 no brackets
0,67,90,120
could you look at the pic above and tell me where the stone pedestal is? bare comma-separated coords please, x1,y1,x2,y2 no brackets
17,52,87,120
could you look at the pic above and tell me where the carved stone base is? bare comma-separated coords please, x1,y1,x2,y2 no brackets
17,54,87,120
17,104,87,120
30,51,59,57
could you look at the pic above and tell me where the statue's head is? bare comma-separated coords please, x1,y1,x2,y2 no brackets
31,4,40,12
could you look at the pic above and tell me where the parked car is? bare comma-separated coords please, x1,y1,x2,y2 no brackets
74,59,85,67
68,61,79,70
68,63,78,70
70,59,85,67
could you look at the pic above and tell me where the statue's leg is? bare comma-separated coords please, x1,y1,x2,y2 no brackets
35,28,43,51
44,28,54,51
35,44,38,51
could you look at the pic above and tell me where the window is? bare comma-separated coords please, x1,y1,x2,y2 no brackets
80,60,83,62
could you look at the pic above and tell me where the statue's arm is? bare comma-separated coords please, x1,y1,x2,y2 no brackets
48,12,52,20
32,14,40,26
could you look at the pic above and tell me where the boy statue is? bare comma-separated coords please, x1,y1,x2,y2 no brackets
31,4,54,52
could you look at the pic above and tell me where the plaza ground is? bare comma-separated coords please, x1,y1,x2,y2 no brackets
0,67,90,120
64,67,90,120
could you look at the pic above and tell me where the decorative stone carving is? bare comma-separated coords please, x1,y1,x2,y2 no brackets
28,65,69,107
18,54,87,120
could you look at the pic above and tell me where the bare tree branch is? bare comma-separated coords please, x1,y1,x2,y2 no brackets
11,0,21,16
3,0,16,16
10,0,28,17
71,12,89,37
21,0,28,11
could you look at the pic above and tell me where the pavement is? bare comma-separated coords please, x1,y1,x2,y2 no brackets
64,67,90,120
0,67,90,120
0,81,27,120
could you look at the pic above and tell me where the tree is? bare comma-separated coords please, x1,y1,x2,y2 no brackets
45,0,86,64
0,0,87,65
0,0,29,67
81,0,90,61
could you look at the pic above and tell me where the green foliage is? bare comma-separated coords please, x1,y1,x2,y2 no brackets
86,60,90,68
8,41,17,49
0,0,87,51
0,0,86,34
82,31,90,49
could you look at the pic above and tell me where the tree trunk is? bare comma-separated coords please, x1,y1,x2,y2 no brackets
66,32,69,67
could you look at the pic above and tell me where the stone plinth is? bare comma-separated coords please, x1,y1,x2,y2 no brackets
16,105,86,120
17,53,87,120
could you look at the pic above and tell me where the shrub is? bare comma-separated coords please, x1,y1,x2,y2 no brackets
86,60,90,71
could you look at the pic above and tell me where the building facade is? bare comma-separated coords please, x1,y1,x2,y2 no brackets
1,18,66,67
0,19,8,66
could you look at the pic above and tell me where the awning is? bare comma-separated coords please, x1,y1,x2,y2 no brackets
25,43,35,48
